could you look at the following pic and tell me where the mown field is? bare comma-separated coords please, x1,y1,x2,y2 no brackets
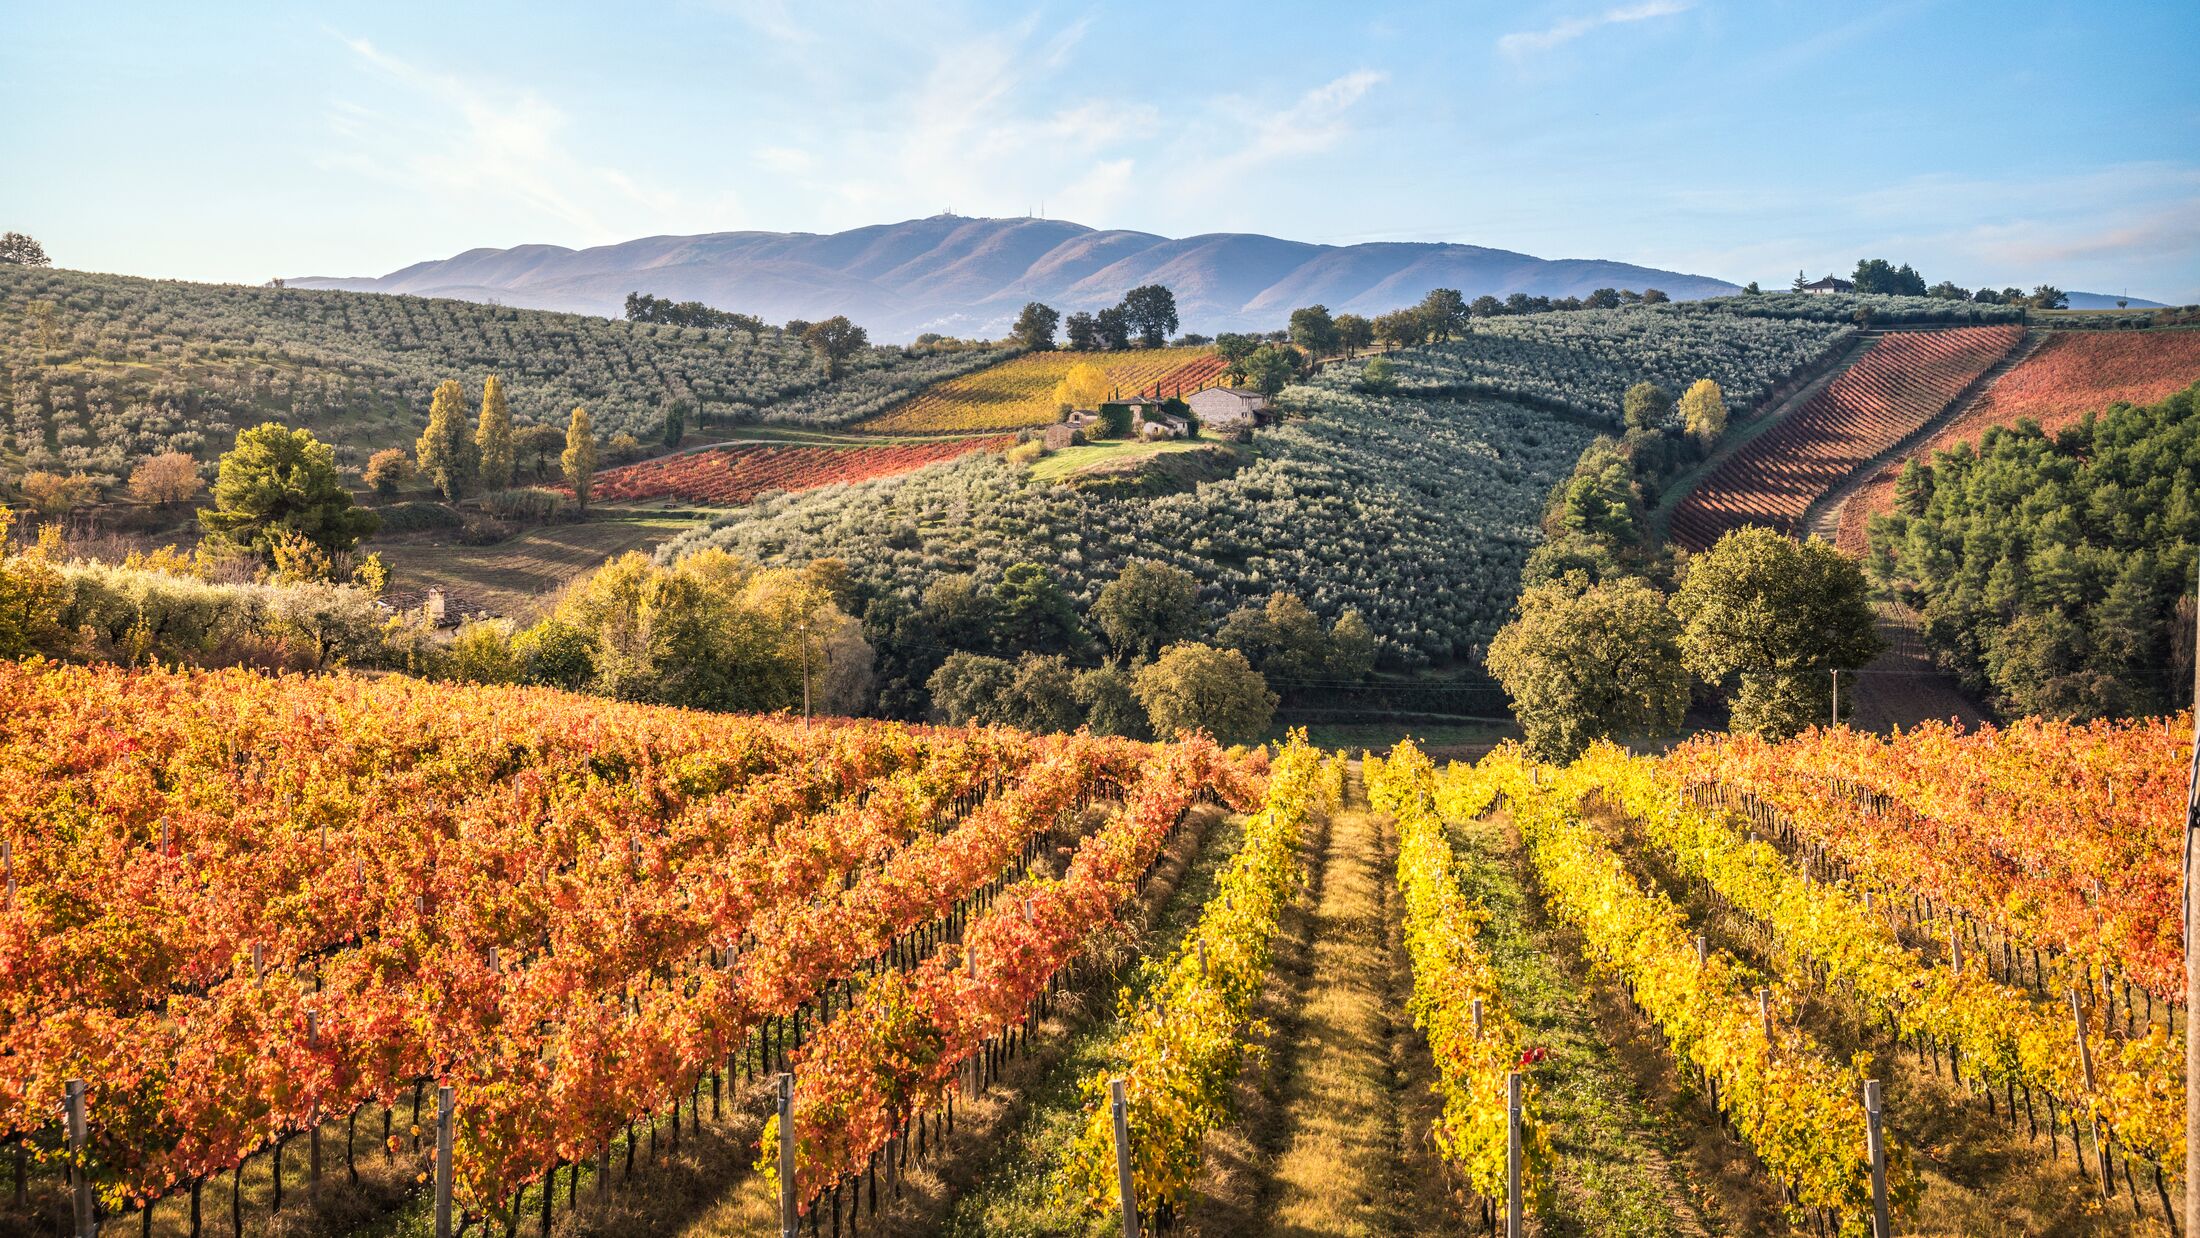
374,511,701,618
7,661,2188,1237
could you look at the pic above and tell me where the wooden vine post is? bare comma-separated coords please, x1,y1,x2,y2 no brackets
2185,578,2199,1238
1110,1078,1139,1238
1863,1080,1890,1238
777,1074,797,1238
67,1079,94,1238
306,1011,321,1205
434,1086,454,1238
2069,988,2112,1194
1505,1071,1524,1238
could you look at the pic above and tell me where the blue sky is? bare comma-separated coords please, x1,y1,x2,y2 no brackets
7,2,2198,301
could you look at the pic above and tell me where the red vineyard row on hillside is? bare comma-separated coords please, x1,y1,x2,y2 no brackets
1132,352,1230,399
1669,325,2023,550
1835,329,2200,551
583,437,1011,505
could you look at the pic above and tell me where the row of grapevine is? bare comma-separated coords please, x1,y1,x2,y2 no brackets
2,662,1251,1230
1449,746,1897,1233
1366,741,1547,1217
1575,743,2182,1203
1661,716,2190,1006
1836,328,2200,551
1670,325,2025,548
1059,736,1338,1225
2,664,995,1027
585,436,1010,505
767,735,1260,1216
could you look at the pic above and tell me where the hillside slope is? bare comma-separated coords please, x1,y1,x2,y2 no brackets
0,267,1007,482
289,214,1742,340
671,305,1852,673
1835,328,2200,551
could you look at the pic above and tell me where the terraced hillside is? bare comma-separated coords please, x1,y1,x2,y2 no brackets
1668,325,2024,550
679,305,1860,673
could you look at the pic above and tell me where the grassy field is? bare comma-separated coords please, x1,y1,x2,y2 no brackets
1025,437,1212,483
375,512,701,618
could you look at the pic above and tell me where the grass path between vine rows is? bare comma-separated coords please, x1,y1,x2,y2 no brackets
1459,808,1745,1236
1181,763,1452,1236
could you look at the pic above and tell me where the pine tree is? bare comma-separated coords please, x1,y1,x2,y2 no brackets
476,375,514,492
561,406,598,509
416,379,479,501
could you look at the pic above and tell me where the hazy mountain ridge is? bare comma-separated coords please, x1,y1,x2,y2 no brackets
291,215,1743,340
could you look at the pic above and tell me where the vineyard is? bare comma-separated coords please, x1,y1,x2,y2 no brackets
0,661,1266,1235
853,348,1220,434
585,437,1012,506
1406,711,2194,1236
1836,329,2200,551
1668,325,2024,550
9,655,2198,1237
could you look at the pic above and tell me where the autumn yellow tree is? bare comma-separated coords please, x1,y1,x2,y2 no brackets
1051,361,1114,416
19,471,100,514
363,448,412,497
416,379,479,501
561,406,598,509
128,452,204,506
476,375,515,491
1680,378,1728,450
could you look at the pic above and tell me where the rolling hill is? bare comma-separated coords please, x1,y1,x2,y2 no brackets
288,214,1743,341
0,266,1007,483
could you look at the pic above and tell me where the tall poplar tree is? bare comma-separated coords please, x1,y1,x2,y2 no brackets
416,379,479,501
476,375,515,492
561,406,598,509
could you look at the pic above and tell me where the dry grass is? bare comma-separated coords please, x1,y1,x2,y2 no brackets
374,513,698,620
1264,800,1436,1235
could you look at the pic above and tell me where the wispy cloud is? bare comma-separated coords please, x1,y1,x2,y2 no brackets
1498,1,1692,57
711,0,814,45
324,35,709,242
1188,69,1387,192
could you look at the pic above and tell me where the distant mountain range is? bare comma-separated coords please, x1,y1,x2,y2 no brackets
2065,291,2166,310
289,215,1743,340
